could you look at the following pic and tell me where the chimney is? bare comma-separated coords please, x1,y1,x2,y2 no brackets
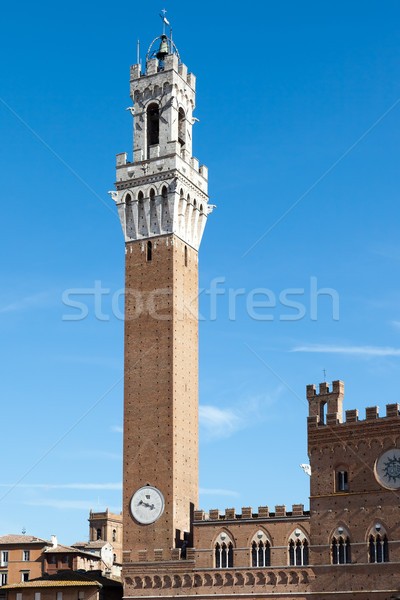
51,535,58,548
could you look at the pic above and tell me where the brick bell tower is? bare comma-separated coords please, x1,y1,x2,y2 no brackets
111,26,212,566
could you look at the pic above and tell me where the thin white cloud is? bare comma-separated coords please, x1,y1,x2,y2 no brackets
24,499,121,511
199,488,239,497
0,483,122,491
292,344,400,357
0,292,53,314
111,425,123,434
199,405,241,439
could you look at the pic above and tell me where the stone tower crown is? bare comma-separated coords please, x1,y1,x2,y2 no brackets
307,380,344,425
112,38,212,251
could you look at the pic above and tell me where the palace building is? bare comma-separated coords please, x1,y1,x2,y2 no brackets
111,22,400,600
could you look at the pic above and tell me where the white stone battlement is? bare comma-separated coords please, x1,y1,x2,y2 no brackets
130,57,196,91
114,42,211,250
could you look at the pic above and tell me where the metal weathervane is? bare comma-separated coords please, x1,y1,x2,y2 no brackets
160,9,170,35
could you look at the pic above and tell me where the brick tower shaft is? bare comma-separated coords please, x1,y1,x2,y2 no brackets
123,236,199,559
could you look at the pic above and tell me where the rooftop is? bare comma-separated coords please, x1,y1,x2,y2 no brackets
0,535,49,545
1,581,100,589
72,541,109,549
44,543,101,560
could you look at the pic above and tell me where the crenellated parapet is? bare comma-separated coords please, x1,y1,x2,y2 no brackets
307,380,344,425
194,504,308,522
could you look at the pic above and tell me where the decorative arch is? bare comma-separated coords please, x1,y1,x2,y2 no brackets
178,106,186,146
146,102,159,156
214,530,234,569
149,188,158,235
331,525,351,565
161,185,170,231
288,528,309,566
249,529,271,567
368,523,389,563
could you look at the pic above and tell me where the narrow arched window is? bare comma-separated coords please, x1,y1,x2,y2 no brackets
215,542,233,568
252,540,270,567
295,540,302,565
96,528,101,540
288,532,309,566
113,554,116,563
227,543,233,567
215,543,221,568
147,103,159,148
147,241,152,262
332,538,338,564
369,533,389,563
332,537,351,564
289,540,295,566
251,541,257,567
303,540,309,565
221,543,227,568
184,245,188,267
112,529,116,542
178,107,185,146
336,470,348,491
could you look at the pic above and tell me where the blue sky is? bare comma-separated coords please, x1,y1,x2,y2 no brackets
1,0,400,545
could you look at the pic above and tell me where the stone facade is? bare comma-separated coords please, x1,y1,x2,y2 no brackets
114,29,400,600
0,536,49,588
89,509,123,564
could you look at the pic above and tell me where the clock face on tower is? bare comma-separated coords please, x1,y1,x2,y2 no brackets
130,486,165,524
375,448,400,489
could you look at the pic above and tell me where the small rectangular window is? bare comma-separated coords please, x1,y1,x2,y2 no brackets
22,551,30,562
16,593,22,600
1,573,8,586
1,552,8,567
57,592,63,600
337,470,348,491
78,592,85,600
34,593,41,600
21,572,29,582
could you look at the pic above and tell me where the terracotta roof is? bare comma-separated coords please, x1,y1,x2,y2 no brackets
44,544,101,560
1,581,100,589
43,543,79,554
0,535,49,545
72,541,109,549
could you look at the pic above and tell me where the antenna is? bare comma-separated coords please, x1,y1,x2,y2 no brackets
323,368,326,382
137,39,140,65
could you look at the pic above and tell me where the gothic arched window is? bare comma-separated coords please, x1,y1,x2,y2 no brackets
214,533,234,568
332,536,351,564
178,107,186,146
147,103,159,150
369,527,389,563
288,530,309,566
251,540,270,567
